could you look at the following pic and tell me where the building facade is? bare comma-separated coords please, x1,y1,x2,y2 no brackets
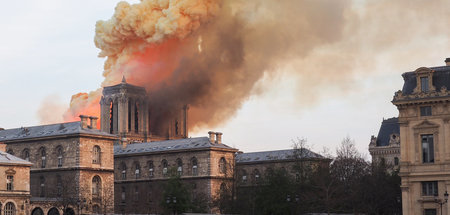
0,143,32,215
369,117,401,168
393,58,450,215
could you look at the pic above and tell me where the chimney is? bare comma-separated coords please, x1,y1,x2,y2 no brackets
215,132,223,144
0,142,6,152
208,131,216,143
121,138,128,149
79,115,89,129
445,58,450,66
89,116,98,129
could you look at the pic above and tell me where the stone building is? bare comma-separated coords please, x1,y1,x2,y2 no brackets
113,132,237,214
0,118,116,215
392,58,450,215
0,143,32,215
369,117,400,168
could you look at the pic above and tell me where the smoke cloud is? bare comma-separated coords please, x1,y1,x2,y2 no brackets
59,0,450,131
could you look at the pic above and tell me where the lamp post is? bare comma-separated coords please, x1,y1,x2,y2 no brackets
166,196,177,215
435,191,449,215
286,194,300,215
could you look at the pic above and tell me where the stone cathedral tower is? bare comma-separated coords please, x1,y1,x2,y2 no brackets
100,77,188,143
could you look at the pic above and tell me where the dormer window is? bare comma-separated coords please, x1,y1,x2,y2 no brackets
421,77,429,92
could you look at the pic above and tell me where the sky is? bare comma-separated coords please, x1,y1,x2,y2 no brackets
0,0,449,158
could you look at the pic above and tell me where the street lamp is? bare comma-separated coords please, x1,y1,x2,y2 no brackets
435,191,449,215
166,196,177,215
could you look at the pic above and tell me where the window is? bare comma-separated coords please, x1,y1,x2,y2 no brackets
148,161,154,177
121,187,126,203
191,158,198,176
40,148,46,168
120,162,127,180
241,170,247,183
57,146,63,167
422,134,434,163
394,157,399,166
6,175,13,191
162,160,168,177
421,77,429,92
177,158,183,176
4,202,15,215
424,209,437,215
93,146,101,164
420,106,432,116
422,181,438,196
92,176,101,198
219,157,226,174
253,169,260,182
56,176,62,197
92,205,100,214
22,149,30,161
40,176,45,197
135,162,141,179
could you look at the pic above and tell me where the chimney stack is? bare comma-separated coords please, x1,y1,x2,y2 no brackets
89,116,98,129
0,142,6,152
121,138,128,149
445,58,450,66
215,132,223,144
208,131,216,143
79,115,89,129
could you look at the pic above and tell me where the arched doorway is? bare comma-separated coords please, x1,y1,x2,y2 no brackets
63,208,74,215
48,208,60,215
31,208,44,215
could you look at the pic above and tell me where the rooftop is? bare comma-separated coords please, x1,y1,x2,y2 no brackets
0,121,115,142
0,151,32,166
236,148,324,164
114,137,236,155
375,117,399,147
401,66,450,95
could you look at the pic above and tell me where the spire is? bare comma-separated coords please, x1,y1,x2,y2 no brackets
122,76,127,83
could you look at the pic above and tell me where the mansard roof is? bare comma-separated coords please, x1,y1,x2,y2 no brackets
0,151,32,166
401,66,450,95
0,122,115,142
235,148,324,164
114,137,237,155
375,117,399,147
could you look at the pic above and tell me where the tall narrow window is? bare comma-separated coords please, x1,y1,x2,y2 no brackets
241,170,247,183
40,148,46,168
175,120,179,135
135,162,141,179
57,146,63,167
121,187,126,203
22,149,30,161
422,134,434,163
219,157,226,174
56,175,62,197
191,158,198,176
109,101,114,134
421,77,429,92
253,169,260,183
93,146,101,164
128,100,132,131
162,160,168,177
6,175,13,191
148,161,154,177
177,158,183,176
4,202,15,215
134,186,139,201
394,157,399,166
92,176,102,198
120,162,127,180
40,176,45,197
134,101,139,132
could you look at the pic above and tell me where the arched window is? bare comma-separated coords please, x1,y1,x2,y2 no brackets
120,162,127,180
219,157,226,174
241,170,247,183
176,158,183,176
191,157,198,176
253,169,260,183
40,147,46,168
92,205,100,214
148,161,154,177
31,208,44,215
394,157,399,166
134,162,141,179
92,175,102,198
162,160,168,177
22,149,30,161
5,202,15,215
56,175,62,197
56,146,63,167
93,146,101,164
134,101,139,132
48,208,60,215
40,176,45,197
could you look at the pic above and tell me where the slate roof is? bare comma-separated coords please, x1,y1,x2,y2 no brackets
0,151,32,166
114,137,236,155
235,149,324,164
401,66,450,95
376,117,399,147
0,122,115,142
